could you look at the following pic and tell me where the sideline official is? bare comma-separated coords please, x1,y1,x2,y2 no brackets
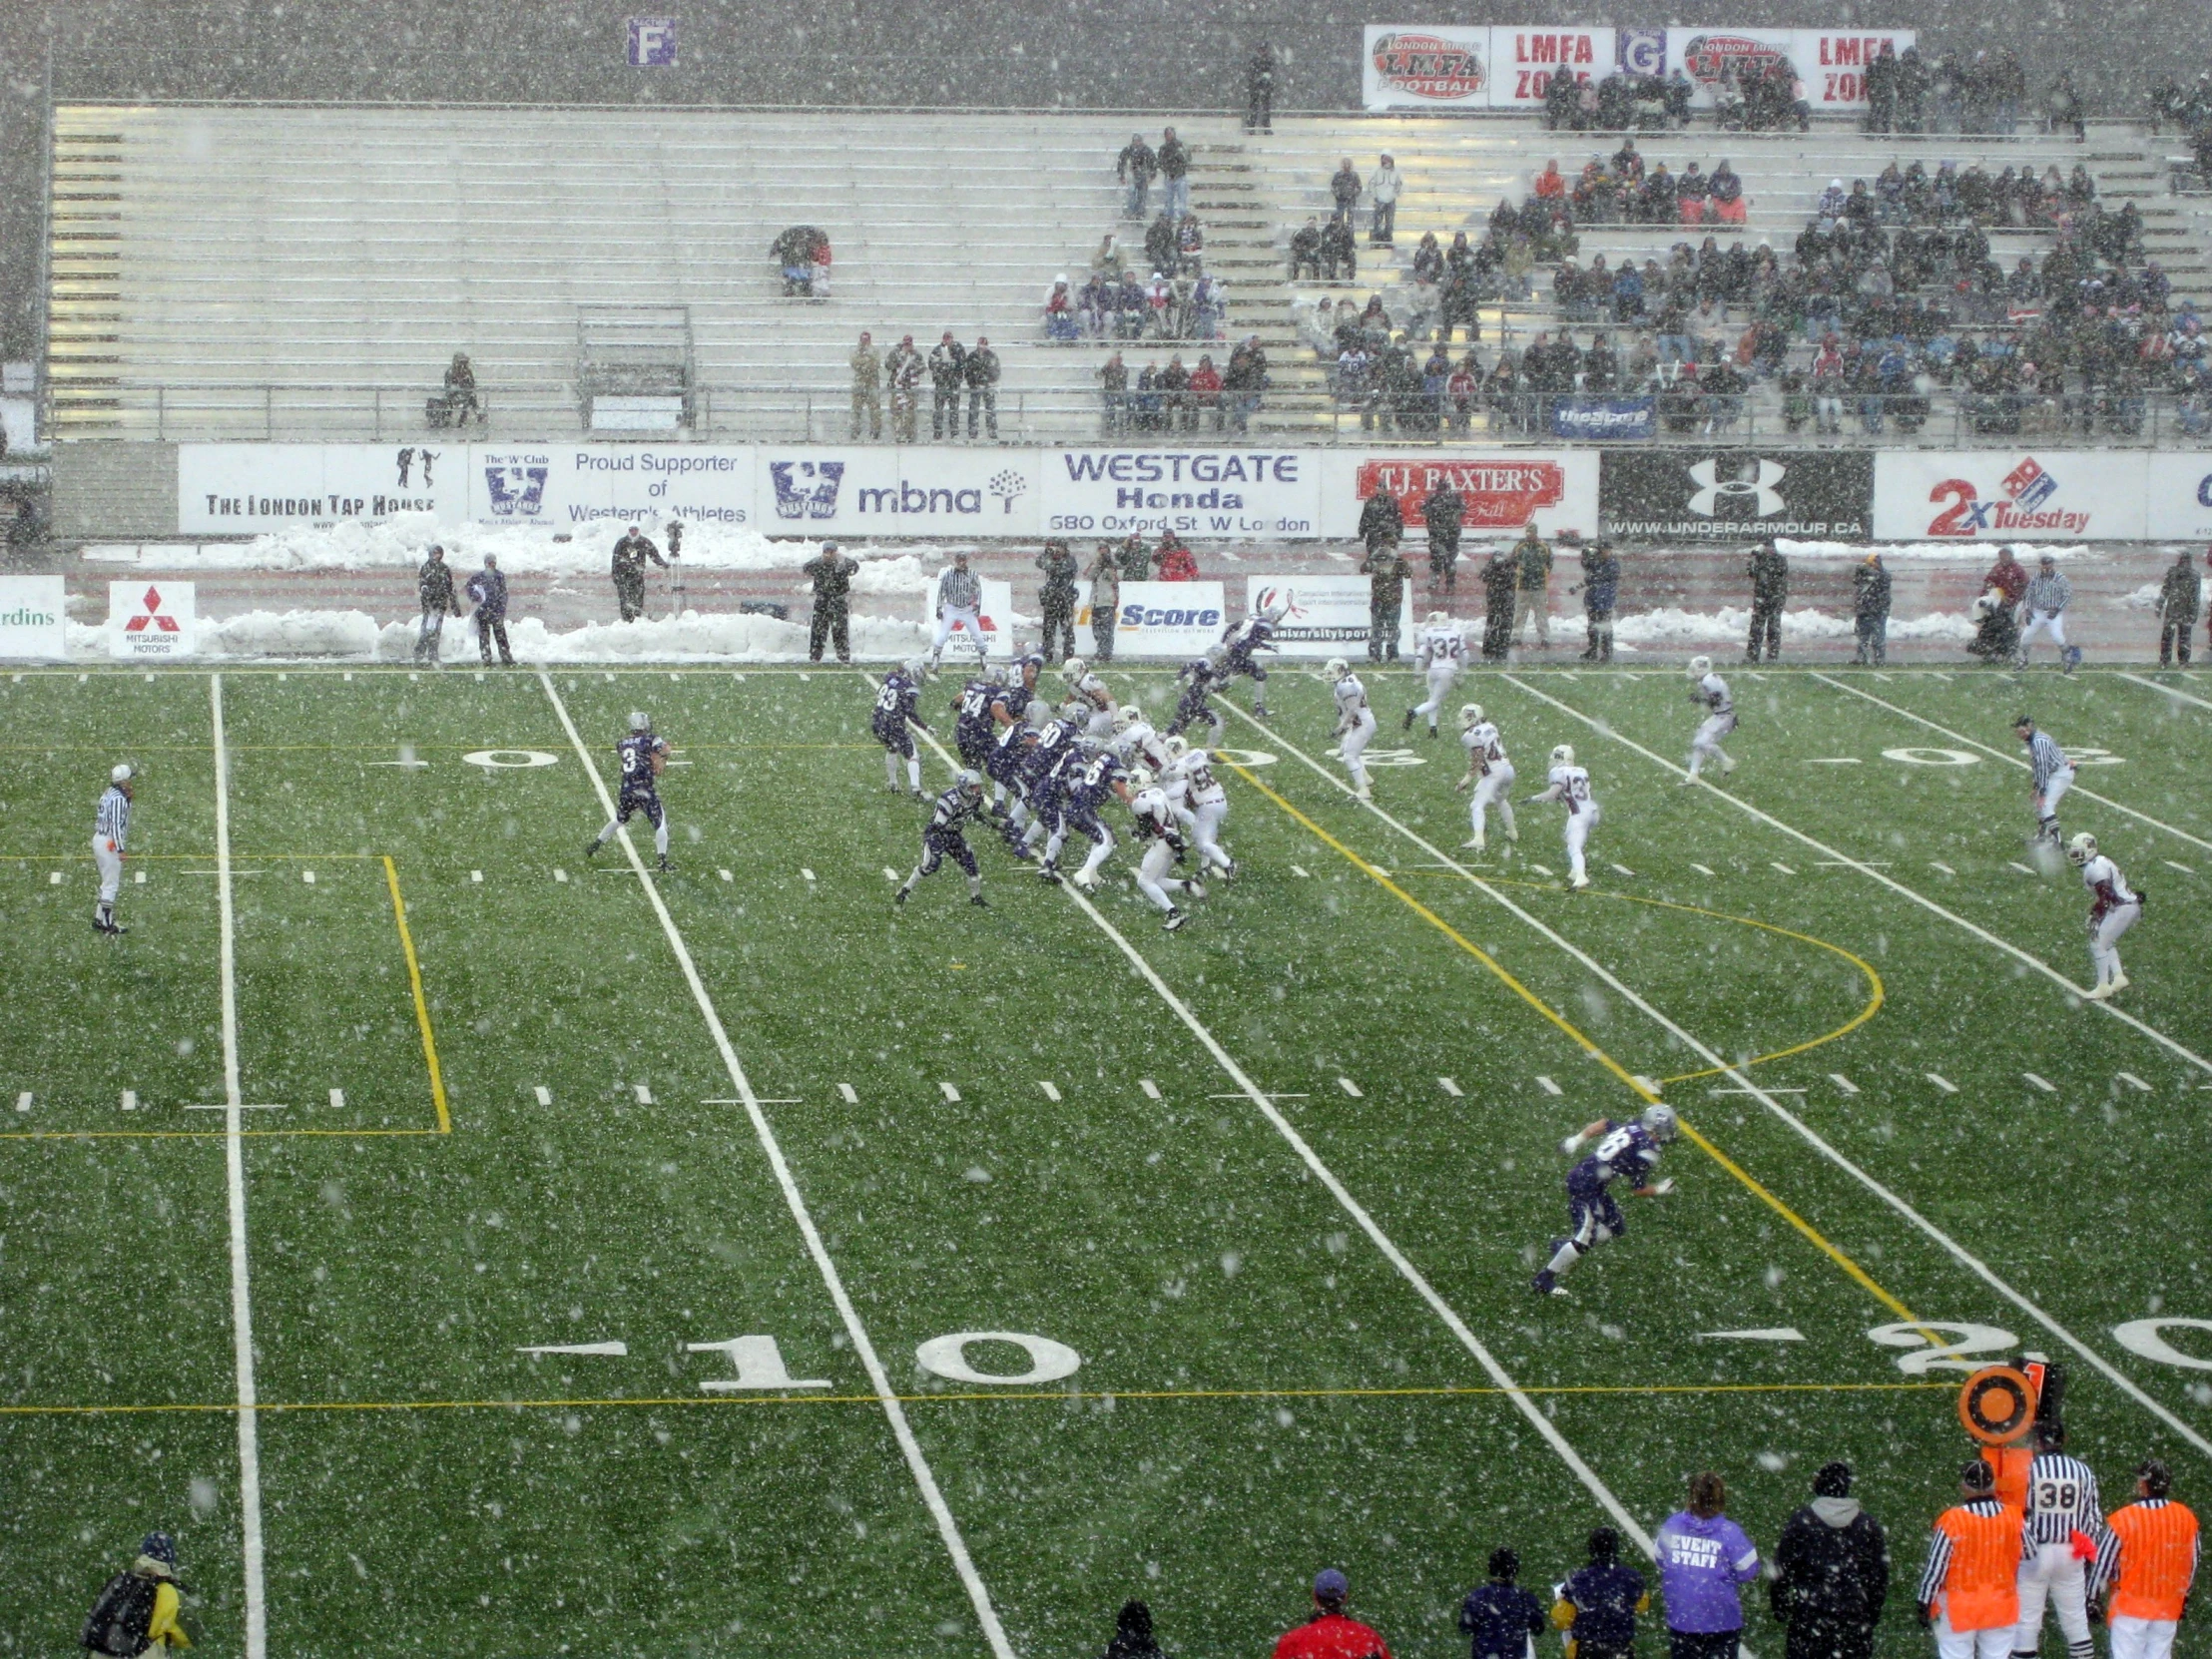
93,763,134,936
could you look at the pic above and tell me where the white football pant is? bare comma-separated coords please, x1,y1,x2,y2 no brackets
1136,838,1192,913
1341,711,1377,791
2092,898,2142,987
1191,800,1231,873
1413,665,1458,729
93,836,123,906
1935,1616,2014,1659
1471,764,1517,842
1563,805,1598,884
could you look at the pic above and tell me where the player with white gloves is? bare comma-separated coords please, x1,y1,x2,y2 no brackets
1531,1103,1678,1297
93,763,135,935
1529,743,1599,890
1127,767,1205,930
1327,657,1377,800
1061,656,1116,739
1453,704,1518,853
2015,715,2075,846
1403,611,1467,738
2068,832,2143,1000
1683,655,1738,783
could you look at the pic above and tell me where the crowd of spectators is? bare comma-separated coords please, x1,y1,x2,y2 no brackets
1047,234,1226,344
1094,338,1272,436
2151,74,2212,187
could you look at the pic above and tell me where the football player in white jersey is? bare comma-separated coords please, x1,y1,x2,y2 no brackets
1403,611,1468,739
1529,743,1599,890
1453,703,1518,854
1327,656,1377,800
1683,655,1738,783
1127,766,1205,930
1167,739,1234,880
2067,832,2143,999
1061,656,1117,739
1110,704,1171,775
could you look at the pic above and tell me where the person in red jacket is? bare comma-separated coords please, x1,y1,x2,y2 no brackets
1982,546,2029,610
1275,1568,1393,1659
1155,533,1199,582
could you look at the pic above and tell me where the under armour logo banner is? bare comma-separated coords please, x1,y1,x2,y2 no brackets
1687,457,1789,518
1599,450,1872,541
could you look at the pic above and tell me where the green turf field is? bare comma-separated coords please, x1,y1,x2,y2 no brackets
4,659,2210,1659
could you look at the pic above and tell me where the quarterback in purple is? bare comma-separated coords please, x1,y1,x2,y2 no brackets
1532,1103,1678,1297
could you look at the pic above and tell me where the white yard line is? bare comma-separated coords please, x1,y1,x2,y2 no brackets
1489,672,2212,1459
209,674,269,1659
2113,671,2212,714
880,677,1659,1560
537,671,1014,1659
1809,672,2212,854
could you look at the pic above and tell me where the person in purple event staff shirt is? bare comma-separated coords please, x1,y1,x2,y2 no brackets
1657,1470,1763,1659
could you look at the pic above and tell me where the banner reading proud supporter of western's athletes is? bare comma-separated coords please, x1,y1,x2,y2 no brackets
472,444,756,527
1871,452,2148,541
1039,447,1323,540
1363,25,1914,111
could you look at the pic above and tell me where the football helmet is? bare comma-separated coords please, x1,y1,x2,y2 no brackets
1325,656,1351,681
628,711,651,732
1459,703,1485,730
1163,735,1190,763
1550,744,1576,768
1114,704,1141,732
955,769,983,795
1688,655,1712,678
1128,766,1155,791
1641,1102,1679,1143
1428,610,1450,626
1062,656,1088,682
2066,831,2098,867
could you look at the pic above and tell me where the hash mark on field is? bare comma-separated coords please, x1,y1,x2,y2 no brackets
1711,1085,1806,1095
534,1086,552,1105
328,1088,344,1110
2007,861,2036,876
1037,1080,1061,1101
2023,1072,2057,1094
1438,1076,1463,1097
1536,1074,1562,1095
802,868,817,883
883,866,900,881
1928,1072,1958,1094
1770,861,1797,875
1830,1073,1859,1095
837,1083,858,1103
470,869,482,883
1931,861,1955,875
301,870,314,884
1609,862,1635,876
1337,1076,1364,1098
938,1081,961,1102
1806,758,1863,766
1139,1078,1162,1100
1633,1075,1662,1096
1291,864,1311,877
121,1090,136,1112
2164,859,2196,876
134,869,146,884
633,1083,654,1104
719,869,734,882
47,870,60,885
13,1092,27,1113
1529,862,1554,876
2118,1072,2151,1093
1691,862,1716,876
554,868,568,883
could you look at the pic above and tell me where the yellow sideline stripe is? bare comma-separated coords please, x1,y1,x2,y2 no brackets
1226,764,1926,1331
384,854,452,1134
0,1380,1955,1418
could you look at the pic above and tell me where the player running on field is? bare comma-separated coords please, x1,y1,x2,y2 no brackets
585,712,674,871
1327,656,1377,800
1404,611,1466,737
1529,743,1599,890
93,763,135,936
1127,766,1205,930
1015,713,1080,862
1060,656,1116,739
872,658,932,798
894,770,990,908
2095,1458,2197,1659
1454,704,1517,854
1167,647,1228,743
1166,735,1234,880
2014,716,2074,846
1219,601,1281,716
952,665,1003,771
1683,655,1738,783
1045,745,1131,889
2067,832,2143,1000
1531,1103,1678,1297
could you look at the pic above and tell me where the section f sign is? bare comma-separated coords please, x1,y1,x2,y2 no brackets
626,17,677,66
109,582,196,661
1364,26,1488,110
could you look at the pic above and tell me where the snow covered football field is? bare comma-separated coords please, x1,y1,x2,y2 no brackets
3,660,2211,1659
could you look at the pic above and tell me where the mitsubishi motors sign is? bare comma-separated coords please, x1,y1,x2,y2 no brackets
1326,451,1598,537
110,582,197,660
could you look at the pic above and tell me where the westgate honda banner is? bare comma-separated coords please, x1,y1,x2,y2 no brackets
1321,450,1599,537
1600,450,1872,541
1364,25,1915,111
1039,448,1322,540
1247,574,1414,658
179,443,467,531
1871,452,2148,541
0,575,65,660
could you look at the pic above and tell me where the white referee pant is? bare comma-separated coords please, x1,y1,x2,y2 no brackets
1190,799,1231,873
93,835,123,905
2016,608,2067,655
2011,1541,2093,1657
2091,898,2142,987
1413,665,1458,728
1340,711,1377,790
2108,1615,2179,1659
931,605,983,657
1564,803,1599,884
1935,1614,2014,1659
1471,763,1516,841
2036,765,2075,823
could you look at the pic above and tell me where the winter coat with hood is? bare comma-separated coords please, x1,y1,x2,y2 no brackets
1771,1493,1890,1628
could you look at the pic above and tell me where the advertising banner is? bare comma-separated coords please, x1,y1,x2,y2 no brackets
917,575,1016,661
1872,452,2147,541
1247,574,1413,658
109,581,195,660
1671,27,1799,106
1324,450,1598,537
1551,397,1656,442
2144,453,2212,540
1797,31,1916,110
1362,25,1492,111
1601,450,1873,540
1090,580,1227,659
758,448,1038,539
179,443,465,532
1038,447,1323,540
1488,26,1613,106
0,575,66,660
471,444,755,528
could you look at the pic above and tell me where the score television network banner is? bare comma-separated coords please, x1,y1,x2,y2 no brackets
1364,25,1915,112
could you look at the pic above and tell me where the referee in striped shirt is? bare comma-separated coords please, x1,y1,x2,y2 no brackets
93,764,134,935
2011,1425,2106,1659
2012,718,2074,847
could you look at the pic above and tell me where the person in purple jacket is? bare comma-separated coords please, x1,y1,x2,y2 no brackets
1658,1471,1763,1659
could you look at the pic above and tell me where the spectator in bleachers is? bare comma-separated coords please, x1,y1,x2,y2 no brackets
1677,162,1711,225
886,334,923,443
1866,43,1899,134
848,331,881,440
1159,354,1191,428
963,337,999,440
1895,47,1929,132
1369,155,1402,245
1144,213,1178,284
928,331,966,440
2047,73,2084,142
1144,271,1175,338
1113,271,1147,337
1132,362,1161,431
1117,134,1157,221
1246,43,1277,134
1189,273,1227,341
1225,335,1268,432
1320,216,1357,283
1188,354,1223,430
1159,128,1191,221
1544,68,1581,130
1044,276,1080,343
1177,216,1205,276
772,226,829,295
1077,273,1112,338
1092,232,1128,282
1710,161,1747,225
1330,158,1363,226
439,352,482,427
1291,217,1323,279
1097,351,1128,435
1932,53,1966,133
